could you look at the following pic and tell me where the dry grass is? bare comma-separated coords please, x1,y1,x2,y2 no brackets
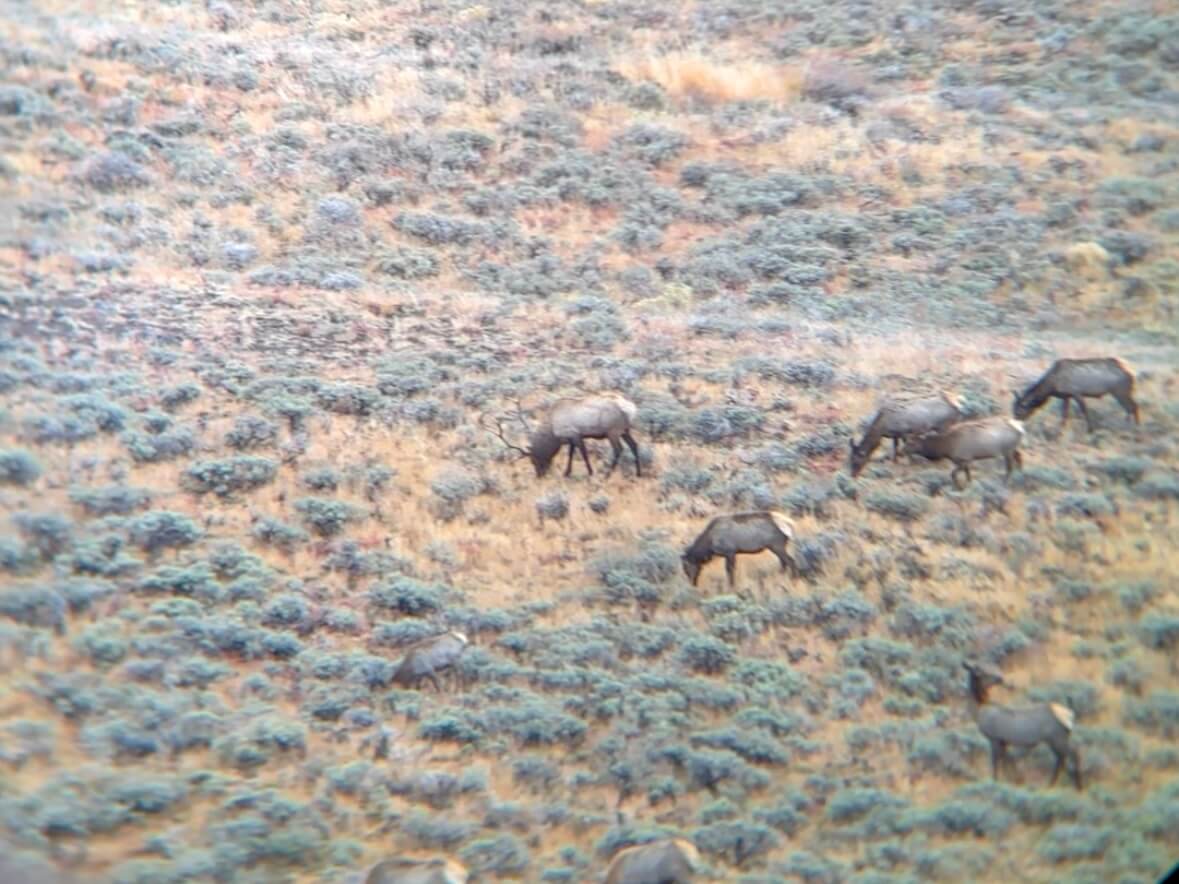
616,51,805,105
1064,242,1113,279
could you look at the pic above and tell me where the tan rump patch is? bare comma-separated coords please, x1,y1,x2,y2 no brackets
612,396,639,423
1007,418,1026,437
671,838,701,867
1050,703,1075,731
768,511,795,538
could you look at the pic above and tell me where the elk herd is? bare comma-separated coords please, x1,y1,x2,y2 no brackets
367,357,1135,881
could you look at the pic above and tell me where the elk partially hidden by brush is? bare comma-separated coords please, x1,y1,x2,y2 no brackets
905,417,1025,488
365,858,469,884
1013,357,1139,432
484,395,641,479
963,661,1082,791
604,838,700,884
682,511,796,588
391,631,469,691
848,392,964,477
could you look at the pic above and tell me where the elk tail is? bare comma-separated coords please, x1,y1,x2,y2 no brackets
443,859,469,883
768,511,795,539
672,838,701,869
1049,702,1075,731
942,390,965,411
613,396,639,424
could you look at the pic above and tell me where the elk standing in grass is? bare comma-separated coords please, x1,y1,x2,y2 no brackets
484,395,641,479
963,661,1083,791
906,417,1025,488
365,858,468,884
391,631,469,692
848,392,964,477
604,838,699,884
682,511,796,588
1013,357,1139,432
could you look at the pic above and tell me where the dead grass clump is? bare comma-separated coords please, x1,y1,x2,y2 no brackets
1064,242,1112,279
617,52,803,104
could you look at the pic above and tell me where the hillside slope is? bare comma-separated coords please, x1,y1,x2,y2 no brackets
1,0,1177,882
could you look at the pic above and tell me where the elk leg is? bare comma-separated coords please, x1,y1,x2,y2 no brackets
605,436,623,476
623,431,641,476
724,554,737,587
578,439,593,475
1059,396,1070,426
427,671,442,692
990,740,1003,780
564,441,577,476
1074,397,1093,433
1049,748,1064,786
1011,449,1023,472
891,437,900,462
951,464,969,489
1070,746,1083,791
1004,453,1014,480
771,542,797,577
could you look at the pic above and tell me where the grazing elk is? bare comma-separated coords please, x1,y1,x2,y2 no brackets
604,838,699,884
682,511,796,588
963,661,1082,791
365,858,469,884
848,392,964,477
1013,357,1139,432
484,395,641,478
391,631,469,692
905,417,1025,488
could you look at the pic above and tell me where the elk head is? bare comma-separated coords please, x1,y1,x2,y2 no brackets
481,400,555,477
1012,389,1033,420
848,438,871,477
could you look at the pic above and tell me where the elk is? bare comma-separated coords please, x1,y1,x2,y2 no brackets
1013,357,1139,432
905,417,1025,488
682,511,796,588
604,838,699,884
848,392,964,477
963,661,1082,791
483,395,641,479
391,631,469,691
365,858,469,884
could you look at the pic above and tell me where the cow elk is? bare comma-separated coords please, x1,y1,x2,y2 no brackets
365,858,469,884
483,395,641,479
391,631,469,691
906,417,1025,488
963,661,1083,791
604,838,699,884
1013,357,1139,432
849,391,964,477
682,511,796,588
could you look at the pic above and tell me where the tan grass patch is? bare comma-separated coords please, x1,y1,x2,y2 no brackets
1064,242,1111,279
617,51,804,104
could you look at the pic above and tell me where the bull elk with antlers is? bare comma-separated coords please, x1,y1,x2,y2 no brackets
483,395,642,479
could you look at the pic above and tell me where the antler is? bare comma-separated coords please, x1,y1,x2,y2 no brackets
480,412,530,459
511,397,530,433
